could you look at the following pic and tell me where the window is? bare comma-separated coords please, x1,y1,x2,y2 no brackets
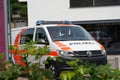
15,20,26,28
70,0,93,7
96,0,120,6
70,0,120,8
20,28,34,44
35,28,48,43
47,26,93,41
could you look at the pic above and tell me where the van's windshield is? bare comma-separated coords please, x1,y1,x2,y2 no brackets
47,26,94,41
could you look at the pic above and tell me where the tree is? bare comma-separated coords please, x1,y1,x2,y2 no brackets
10,0,27,17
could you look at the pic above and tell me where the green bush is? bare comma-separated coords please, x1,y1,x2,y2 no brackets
60,59,120,80
0,53,5,71
0,41,54,80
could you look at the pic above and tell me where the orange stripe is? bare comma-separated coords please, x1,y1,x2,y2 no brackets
100,45,105,50
14,54,21,60
15,61,26,66
13,28,27,66
95,41,105,50
11,50,28,55
54,41,66,47
47,51,58,56
54,41,71,51
57,24,71,26
61,47,71,51
14,28,26,48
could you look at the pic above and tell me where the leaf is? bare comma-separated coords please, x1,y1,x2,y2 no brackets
77,66,84,75
0,53,4,60
60,71,75,80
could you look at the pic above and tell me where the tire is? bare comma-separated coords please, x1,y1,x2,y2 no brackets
45,61,60,78
103,59,108,65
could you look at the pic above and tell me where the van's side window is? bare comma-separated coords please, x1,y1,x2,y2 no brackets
35,28,48,44
20,28,34,44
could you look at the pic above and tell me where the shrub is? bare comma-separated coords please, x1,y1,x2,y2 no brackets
0,41,54,80
60,59,120,80
0,53,5,71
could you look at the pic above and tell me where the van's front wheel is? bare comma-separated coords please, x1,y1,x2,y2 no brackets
45,61,60,78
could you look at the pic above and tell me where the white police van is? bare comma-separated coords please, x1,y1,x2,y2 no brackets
11,21,107,76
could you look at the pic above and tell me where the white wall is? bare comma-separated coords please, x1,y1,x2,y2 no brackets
27,0,120,26
19,0,27,2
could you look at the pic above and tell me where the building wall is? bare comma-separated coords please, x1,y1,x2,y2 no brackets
19,0,27,2
27,0,120,26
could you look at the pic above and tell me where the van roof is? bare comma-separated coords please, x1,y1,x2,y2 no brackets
11,24,78,30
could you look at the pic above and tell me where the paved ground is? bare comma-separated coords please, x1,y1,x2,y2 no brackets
107,55,120,69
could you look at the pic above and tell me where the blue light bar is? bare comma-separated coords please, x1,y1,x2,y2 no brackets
64,20,72,24
36,20,45,25
36,20,72,25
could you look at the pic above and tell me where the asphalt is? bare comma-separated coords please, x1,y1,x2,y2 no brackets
107,55,120,69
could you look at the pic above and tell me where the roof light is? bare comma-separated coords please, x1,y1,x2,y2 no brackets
36,20,45,25
64,20,72,24
36,20,72,25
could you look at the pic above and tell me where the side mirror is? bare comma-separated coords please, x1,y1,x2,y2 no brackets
37,39,49,45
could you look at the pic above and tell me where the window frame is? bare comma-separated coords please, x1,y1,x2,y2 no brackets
35,28,49,44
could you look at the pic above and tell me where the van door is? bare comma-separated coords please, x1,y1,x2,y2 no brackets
13,28,34,64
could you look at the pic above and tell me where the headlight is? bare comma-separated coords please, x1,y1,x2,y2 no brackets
101,50,106,55
57,50,74,56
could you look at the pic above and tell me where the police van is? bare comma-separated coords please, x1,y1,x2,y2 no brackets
11,21,107,76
